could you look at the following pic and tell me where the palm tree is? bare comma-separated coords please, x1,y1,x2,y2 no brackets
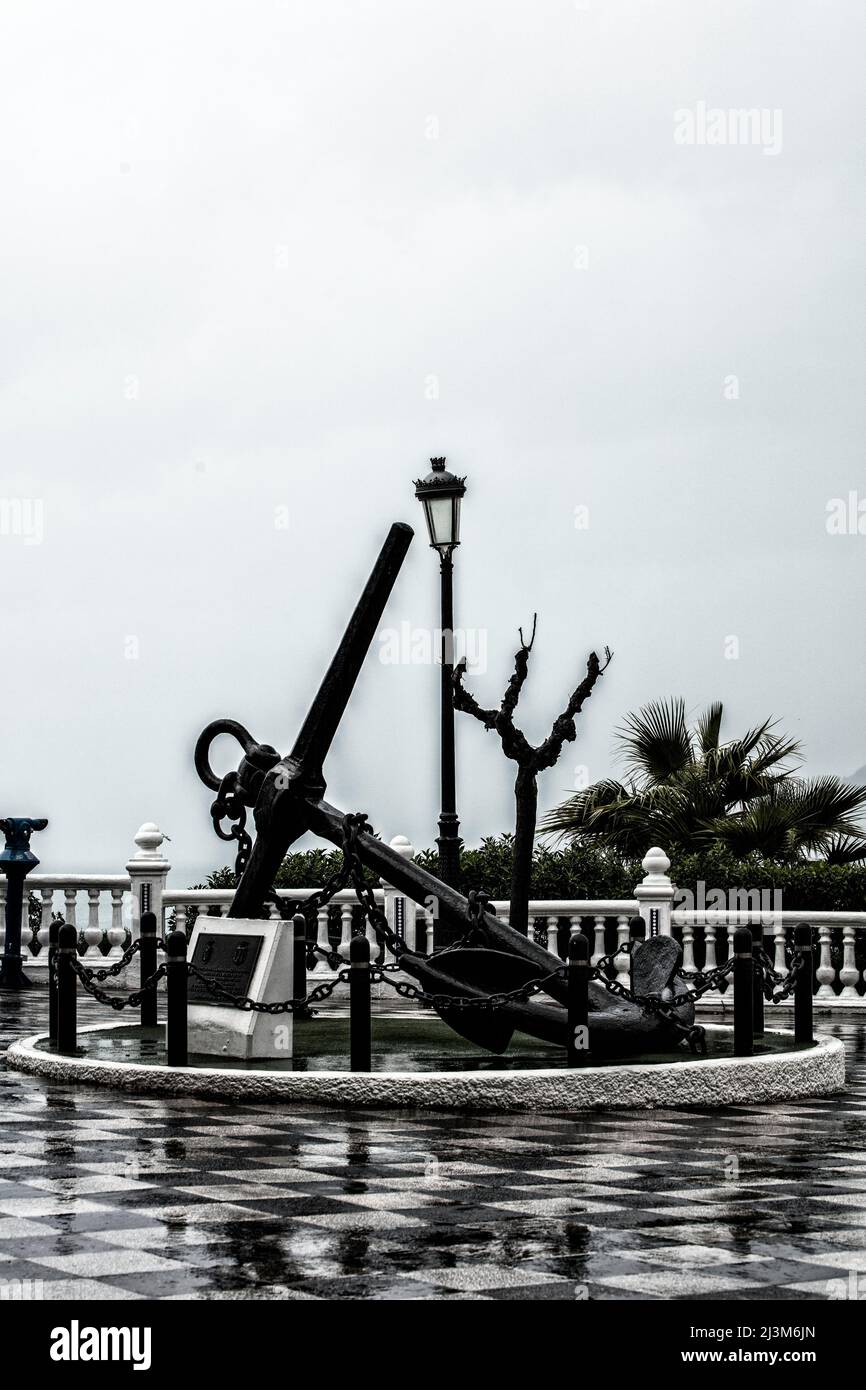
542,699,866,863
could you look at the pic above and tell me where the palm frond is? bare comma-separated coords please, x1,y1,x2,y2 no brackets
615,698,693,783
824,834,866,865
695,702,724,755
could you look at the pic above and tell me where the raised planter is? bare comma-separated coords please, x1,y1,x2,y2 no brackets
4,1022,845,1113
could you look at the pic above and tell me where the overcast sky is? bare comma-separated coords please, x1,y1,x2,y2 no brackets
1,0,863,888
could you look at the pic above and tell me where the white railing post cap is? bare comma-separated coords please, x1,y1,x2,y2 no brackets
131,822,167,860
641,846,671,882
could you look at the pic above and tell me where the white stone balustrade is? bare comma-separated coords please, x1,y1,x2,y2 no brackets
0,831,862,1006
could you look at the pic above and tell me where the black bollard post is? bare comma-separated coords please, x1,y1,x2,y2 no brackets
165,929,188,1067
751,923,765,1039
56,922,78,1055
733,926,754,1057
567,932,590,1066
794,923,814,1045
139,911,158,1029
628,915,644,989
48,917,61,1045
349,933,371,1072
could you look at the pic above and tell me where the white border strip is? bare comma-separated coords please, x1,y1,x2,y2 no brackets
4,1023,845,1112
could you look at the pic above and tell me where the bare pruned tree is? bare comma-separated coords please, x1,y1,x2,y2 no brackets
453,616,612,936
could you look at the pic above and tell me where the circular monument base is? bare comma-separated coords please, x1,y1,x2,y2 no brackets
4,1022,845,1112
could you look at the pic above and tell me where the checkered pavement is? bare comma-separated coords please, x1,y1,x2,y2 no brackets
1,991,864,1300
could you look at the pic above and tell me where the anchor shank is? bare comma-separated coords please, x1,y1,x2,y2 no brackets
306,797,568,1004
289,521,414,786
227,522,413,918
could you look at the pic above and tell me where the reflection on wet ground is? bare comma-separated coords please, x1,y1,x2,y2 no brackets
1,991,864,1300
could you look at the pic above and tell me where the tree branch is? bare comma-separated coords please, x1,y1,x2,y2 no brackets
501,614,537,722
534,647,613,770
452,659,499,730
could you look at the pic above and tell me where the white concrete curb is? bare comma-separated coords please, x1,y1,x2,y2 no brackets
3,1022,846,1113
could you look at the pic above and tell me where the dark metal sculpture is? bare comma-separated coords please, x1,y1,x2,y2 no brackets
195,523,693,1055
0,817,48,989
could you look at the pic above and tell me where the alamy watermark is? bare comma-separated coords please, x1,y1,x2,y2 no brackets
674,102,783,156
378,623,487,673
674,881,783,926
0,498,44,545
826,492,866,536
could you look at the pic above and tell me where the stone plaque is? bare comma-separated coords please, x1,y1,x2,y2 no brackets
186,917,294,1059
188,932,263,1008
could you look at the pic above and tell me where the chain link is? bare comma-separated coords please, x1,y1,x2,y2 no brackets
74,937,154,983
186,962,349,1013
70,959,167,1011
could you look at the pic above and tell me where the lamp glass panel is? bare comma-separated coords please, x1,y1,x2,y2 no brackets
426,495,456,548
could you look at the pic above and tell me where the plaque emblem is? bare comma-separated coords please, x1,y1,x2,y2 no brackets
188,933,264,1007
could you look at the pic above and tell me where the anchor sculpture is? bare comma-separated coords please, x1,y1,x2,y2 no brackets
195,522,694,1055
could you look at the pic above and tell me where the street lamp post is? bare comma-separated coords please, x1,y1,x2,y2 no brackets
414,458,466,888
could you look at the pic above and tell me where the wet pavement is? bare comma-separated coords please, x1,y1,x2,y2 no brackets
0,990,864,1300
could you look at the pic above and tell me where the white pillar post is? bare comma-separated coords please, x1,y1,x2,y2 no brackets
635,847,675,938
126,822,170,984
380,835,415,968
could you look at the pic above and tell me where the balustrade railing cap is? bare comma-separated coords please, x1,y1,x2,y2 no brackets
388,835,415,859
130,822,167,861
641,846,671,882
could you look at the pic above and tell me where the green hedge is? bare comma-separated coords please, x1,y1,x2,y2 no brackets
201,835,866,911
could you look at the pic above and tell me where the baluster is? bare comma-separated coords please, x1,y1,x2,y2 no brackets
64,888,78,934
701,917,721,1000
591,915,606,967
37,888,54,952
569,914,582,943
615,913,631,988
424,900,436,954
17,886,29,956
175,903,188,937
546,915,560,958
681,916,696,976
84,887,102,958
107,887,126,956
815,923,836,999
839,921,861,1001
773,919,787,978
340,904,353,957
316,906,333,967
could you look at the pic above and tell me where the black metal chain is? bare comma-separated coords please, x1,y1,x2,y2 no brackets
755,945,806,1003
370,964,566,1012
74,937,156,983
186,963,351,1012
70,959,168,1011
